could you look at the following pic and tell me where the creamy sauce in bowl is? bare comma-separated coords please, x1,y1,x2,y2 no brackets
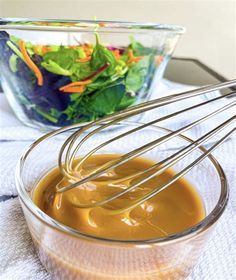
33,154,205,240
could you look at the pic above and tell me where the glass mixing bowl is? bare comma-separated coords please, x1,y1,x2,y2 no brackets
0,19,185,130
15,122,228,280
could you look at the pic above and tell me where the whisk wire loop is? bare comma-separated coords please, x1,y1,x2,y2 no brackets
59,80,236,176
61,116,235,209
58,99,235,193
112,127,235,215
56,79,236,213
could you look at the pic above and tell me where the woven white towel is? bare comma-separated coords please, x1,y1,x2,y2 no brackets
0,198,52,280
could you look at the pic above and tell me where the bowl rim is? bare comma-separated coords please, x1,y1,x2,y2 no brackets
0,18,186,34
15,121,228,246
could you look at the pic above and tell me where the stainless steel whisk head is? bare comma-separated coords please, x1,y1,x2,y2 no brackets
57,79,236,214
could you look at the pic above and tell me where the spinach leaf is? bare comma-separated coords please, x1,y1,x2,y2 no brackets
63,104,80,121
64,101,95,123
90,33,117,77
125,56,151,92
63,80,126,121
63,93,86,121
70,93,82,102
86,82,126,114
86,76,121,93
129,36,156,56
116,94,136,110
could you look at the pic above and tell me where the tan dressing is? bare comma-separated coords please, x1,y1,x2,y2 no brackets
33,154,205,240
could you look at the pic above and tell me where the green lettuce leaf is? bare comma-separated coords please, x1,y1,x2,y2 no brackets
9,54,18,72
125,56,151,92
43,47,79,70
71,61,93,81
90,33,117,77
42,47,93,79
41,60,72,76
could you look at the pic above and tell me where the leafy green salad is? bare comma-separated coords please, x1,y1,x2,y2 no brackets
0,31,162,126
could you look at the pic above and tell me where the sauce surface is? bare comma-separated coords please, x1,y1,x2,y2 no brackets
33,154,205,240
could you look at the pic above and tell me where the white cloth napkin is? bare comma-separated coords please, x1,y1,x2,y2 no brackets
0,198,51,280
0,79,235,280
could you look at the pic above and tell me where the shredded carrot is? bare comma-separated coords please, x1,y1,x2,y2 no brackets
19,40,43,86
41,46,52,54
68,45,78,49
76,56,91,63
128,49,142,63
59,79,92,91
99,22,106,27
128,49,134,61
112,49,121,60
84,43,92,48
61,85,85,93
33,45,52,55
33,45,53,56
155,55,163,65
84,47,92,56
85,49,92,56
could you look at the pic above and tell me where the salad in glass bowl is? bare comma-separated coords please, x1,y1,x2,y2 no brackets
0,19,185,129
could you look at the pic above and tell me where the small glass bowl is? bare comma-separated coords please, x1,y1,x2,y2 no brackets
0,19,185,130
15,122,228,279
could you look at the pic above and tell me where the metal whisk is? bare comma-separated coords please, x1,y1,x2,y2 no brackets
57,79,236,214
